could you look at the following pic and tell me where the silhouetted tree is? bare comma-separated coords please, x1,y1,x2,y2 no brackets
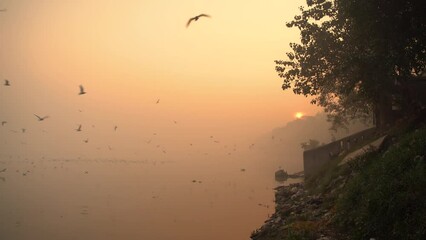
276,0,426,129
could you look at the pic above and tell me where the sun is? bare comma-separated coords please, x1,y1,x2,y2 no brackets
295,112,304,119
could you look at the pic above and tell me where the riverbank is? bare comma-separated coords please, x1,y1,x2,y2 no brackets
251,179,348,239
251,116,426,240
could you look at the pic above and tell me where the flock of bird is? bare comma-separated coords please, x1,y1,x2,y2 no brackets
0,10,279,230
0,11,269,170
1,8,211,28
1,74,254,158
1,10,214,152
0,11,260,167
1,8,211,142
1,78,126,154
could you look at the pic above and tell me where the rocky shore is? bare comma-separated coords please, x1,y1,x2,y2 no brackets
252,118,426,240
251,179,349,240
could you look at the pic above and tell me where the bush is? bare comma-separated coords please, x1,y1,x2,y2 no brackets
335,126,426,239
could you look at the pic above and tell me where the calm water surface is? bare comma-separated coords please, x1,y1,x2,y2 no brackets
0,153,301,240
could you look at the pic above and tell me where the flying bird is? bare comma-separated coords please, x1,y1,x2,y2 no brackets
75,124,82,132
79,85,86,95
83,139,89,143
22,128,26,133
186,14,211,27
34,114,49,121
4,79,10,86
156,99,160,104
114,125,118,131
0,9,7,12
1,121,6,126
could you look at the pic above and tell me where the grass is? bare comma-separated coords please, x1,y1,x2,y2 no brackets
334,125,426,239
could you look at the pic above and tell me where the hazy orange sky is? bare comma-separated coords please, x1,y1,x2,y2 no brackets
0,0,321,158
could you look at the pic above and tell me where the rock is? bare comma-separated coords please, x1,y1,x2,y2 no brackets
274,216,282,223
251,176,353,239
290,186,299,194
274,169,289,181
317,236,331,240
275,170,304,181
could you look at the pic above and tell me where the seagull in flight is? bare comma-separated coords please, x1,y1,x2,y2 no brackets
79,85,86,95
1,121,6,126
75,124,82,132
4,79,10,86
22,128,26,133
156,99,160,104
34,114,49,121
186,14,211,27
114,125,118,131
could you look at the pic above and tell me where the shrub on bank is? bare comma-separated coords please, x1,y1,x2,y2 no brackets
335,126,426,239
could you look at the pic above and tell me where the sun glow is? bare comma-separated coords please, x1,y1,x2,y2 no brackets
295,112,304,119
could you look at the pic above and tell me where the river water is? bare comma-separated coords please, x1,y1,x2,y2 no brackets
0,152,301,240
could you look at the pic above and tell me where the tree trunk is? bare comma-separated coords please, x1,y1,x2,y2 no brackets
374,93,393,131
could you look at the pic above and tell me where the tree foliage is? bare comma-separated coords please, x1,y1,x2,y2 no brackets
276,0,426,128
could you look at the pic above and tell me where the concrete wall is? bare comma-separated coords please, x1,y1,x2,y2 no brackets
303,127,377,176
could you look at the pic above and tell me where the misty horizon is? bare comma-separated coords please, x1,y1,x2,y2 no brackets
1,1,332,239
